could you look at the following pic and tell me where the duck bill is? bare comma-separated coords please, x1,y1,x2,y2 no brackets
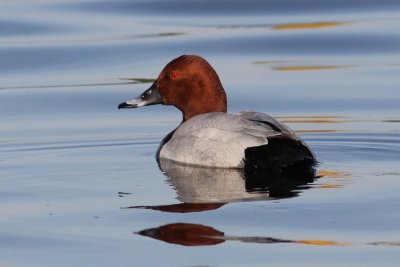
118,81,162,109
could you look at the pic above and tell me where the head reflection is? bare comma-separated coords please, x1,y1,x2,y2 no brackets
136,222,344,247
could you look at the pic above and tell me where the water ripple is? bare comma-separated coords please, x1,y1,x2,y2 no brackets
74,0,400,16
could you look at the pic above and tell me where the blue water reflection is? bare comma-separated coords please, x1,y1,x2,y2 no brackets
1,0,400,266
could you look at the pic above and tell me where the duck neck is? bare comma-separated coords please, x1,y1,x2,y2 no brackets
181,84,227,122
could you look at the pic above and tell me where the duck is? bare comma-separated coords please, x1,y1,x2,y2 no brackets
118,55,316,171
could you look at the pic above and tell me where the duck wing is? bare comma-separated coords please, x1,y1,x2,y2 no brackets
239,112,316,173
158,112,286,168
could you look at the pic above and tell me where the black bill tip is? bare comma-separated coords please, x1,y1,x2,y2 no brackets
118,102,136,109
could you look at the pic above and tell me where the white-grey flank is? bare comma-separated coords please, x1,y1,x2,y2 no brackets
159,111,298,168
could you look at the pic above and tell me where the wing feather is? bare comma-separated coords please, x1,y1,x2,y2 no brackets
159,112,289,168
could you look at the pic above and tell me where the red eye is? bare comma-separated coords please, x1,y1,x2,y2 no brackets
171,72,179,79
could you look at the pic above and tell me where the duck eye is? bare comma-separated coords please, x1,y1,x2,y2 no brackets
170,72,179,79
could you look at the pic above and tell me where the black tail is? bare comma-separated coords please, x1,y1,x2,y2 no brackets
244,138,316,178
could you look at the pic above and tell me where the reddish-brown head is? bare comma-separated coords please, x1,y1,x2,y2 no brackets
118,55,227,122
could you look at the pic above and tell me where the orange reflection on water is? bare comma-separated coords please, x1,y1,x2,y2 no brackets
272,21,346,30
278,115,347,133
254,59,352,72
317,184,344,189
278,116,346,123
296,239,349,246
315,170,351,189
317,170,348,178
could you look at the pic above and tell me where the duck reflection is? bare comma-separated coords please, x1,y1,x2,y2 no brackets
162,158,315,201
137,223,225,246
134,160,317,245
126,158,316,213
137,223,343,247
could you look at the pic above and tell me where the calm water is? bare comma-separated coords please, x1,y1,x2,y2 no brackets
1,0,400,266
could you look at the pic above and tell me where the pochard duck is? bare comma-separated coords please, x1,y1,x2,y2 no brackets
118,55,315,170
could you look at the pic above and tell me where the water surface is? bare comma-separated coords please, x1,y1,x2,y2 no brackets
1,0,400,266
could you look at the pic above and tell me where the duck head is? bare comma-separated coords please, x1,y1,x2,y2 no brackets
118,55,227,122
